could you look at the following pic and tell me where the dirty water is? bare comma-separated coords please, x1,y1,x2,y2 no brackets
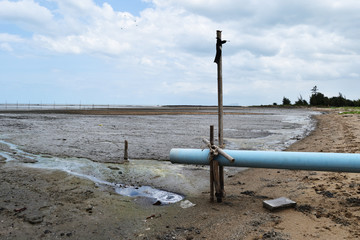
0,108,318,203
0,139,185,204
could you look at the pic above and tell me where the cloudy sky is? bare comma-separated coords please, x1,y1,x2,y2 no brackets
0,0,359,106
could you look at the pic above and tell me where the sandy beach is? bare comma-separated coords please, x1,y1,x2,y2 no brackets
1,108,360,239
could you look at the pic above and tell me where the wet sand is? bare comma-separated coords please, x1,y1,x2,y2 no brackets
1,108,360,239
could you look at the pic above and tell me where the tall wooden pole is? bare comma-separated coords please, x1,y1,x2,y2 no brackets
216,30,224,149
216,30,225,200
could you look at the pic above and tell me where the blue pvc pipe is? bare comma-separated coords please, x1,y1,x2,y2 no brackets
170,148,360,173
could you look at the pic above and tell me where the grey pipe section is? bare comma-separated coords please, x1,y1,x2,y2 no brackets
170,148,360,173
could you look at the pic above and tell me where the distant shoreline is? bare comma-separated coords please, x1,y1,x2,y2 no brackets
0,105,306,115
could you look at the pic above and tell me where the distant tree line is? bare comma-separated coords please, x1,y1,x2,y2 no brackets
280,86,360,107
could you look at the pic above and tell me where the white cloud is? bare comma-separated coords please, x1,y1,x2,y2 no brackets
1,0,360,105
0,33,24,52
0,33,24,42
0,42,12,51
33,34,131,55
0,0,53,27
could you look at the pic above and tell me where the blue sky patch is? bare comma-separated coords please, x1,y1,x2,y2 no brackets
93,0,152,15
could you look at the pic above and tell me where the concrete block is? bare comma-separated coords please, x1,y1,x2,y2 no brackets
263,197,296,211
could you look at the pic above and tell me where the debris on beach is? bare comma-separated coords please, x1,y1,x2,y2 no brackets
180,200,196,209
21,157,38,163
263,197,296,211
14,207,27,213
146,214,161,220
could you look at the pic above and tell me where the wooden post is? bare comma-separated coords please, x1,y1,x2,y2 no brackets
210,125,214,202
210,126,214,150
213,160,222,202
124,140,129,161
216,30,224,148
216,30,225,201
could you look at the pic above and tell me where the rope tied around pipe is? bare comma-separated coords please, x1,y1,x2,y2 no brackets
202,138,235,163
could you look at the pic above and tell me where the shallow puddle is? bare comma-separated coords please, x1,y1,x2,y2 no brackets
0,139,186,204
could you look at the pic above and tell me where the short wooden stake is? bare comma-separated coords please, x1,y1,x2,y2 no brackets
219,165,224,198
213,161,222,202
210,125,215,202
124,140,129,161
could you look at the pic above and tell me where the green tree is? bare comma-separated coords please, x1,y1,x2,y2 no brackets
308,86,358,107
295,95,308,106
354,99,360,107
310,92,329,106
311,86,318,95
329,93,347,107
282,97,291,105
